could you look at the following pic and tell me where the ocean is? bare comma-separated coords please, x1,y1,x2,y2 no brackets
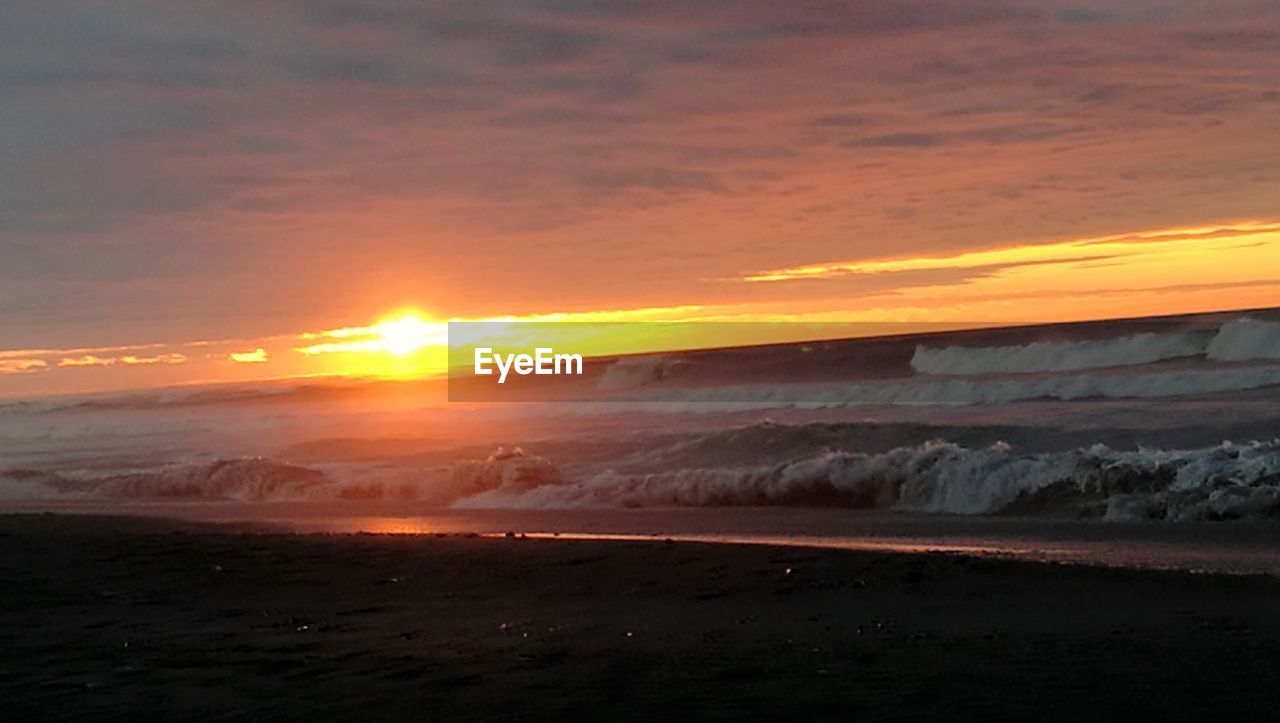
4,308,1280,570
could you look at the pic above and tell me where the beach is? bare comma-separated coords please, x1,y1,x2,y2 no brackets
8,1,1280,719
5,514,1280,721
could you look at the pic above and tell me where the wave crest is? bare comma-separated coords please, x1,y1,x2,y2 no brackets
911,331,1211,376
0,448,567,503
0,458,334,501
1206,319,1280,362
911,318,1280,377
455,440,1280,521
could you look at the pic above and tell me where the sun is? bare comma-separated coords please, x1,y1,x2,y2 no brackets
372,314,440,357
293,311,450,377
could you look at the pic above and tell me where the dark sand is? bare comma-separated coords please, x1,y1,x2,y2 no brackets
4,515,1280,721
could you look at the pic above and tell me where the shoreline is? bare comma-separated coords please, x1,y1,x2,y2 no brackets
5,513,1280,720
6,503,1280,575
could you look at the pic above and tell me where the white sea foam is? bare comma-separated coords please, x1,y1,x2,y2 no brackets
596,365,1280,411
0,447,564,503
911,331,1212,376
454,440,1280,521
1206,319,1280,361
7,437,1280,522
911,319,1280,377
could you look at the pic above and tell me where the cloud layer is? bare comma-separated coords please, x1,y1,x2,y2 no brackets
1,0,1279,391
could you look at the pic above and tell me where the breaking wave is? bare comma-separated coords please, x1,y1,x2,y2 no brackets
596,355,690,391
912,318,1280,377
1206,319,1280,362
911,331,1212,375
8,439,1280,522
613,365,1280,409
455,440,1280,522
0,448,565,503
0,459,335,501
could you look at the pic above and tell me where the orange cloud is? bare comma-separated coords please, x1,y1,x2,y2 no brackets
119,354,187,366
58,355,117,367
296,315,446,357
0,359,47,375
56,353,188,368
230,348,269,363
743,221,1280,283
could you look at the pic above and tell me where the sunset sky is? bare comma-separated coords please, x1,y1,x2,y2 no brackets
2,0,1279,396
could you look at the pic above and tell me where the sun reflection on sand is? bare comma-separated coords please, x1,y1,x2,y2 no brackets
347,518,443,535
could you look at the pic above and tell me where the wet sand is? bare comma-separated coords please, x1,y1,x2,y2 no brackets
4,514,1280,721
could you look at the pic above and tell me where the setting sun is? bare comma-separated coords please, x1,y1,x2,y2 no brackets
7,2,1280,719
289,311,448,378
373,315,439,357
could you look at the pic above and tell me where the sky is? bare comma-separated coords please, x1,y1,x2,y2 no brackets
2,0,1279,396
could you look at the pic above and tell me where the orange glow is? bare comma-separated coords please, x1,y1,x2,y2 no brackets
0,359,47,375
294,311,449,378
292,219,1280,380
297,312,446,357
230,348,268,363
745,221,1280,282
119,354,187,366
353,518,438,535
58,355,116,368
55,353,187,368
6,221,1280,396
376,316,440,357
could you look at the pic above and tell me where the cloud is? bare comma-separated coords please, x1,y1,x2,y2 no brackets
856,133,948,149
1076,221,1280,246
230,348,268,363
58,355,116,368
55,352,188,368
743,221,1280,283
119,353,187,366
1,0,1279,364
811,113,874,128
576,166,727,193
0,359,47,374
848,123,1070,149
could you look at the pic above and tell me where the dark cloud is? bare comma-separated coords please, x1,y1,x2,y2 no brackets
531,0,1035,32
1178,26,1280,51
847,123,1072,150
577,166,727,194
856,132,948,148
811,113,875,128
